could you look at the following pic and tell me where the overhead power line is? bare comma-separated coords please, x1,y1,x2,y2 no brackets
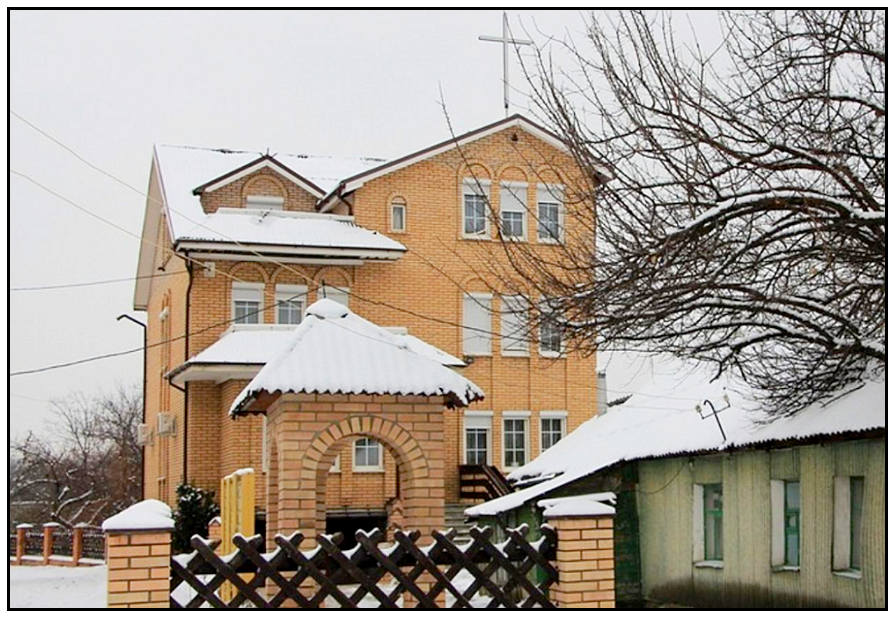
11,271,180,291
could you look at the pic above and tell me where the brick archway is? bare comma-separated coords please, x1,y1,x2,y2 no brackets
308,417,429,539
264,393,446,549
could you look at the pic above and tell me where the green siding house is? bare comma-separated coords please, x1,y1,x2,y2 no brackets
468,376,884,608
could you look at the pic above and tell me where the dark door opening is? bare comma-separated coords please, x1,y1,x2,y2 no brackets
325,513,387,550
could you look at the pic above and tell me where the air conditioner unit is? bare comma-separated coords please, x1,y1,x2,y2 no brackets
157,412,176,437
136,423,152,446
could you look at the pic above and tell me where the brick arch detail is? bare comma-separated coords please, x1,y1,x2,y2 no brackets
241,172,288,201
226,261,271,285
495,164,530,183
456,160,493,182
312,266,352,290
304,416,430,535
269,264,313,288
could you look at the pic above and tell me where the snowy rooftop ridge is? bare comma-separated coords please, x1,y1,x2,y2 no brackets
229,299,484,416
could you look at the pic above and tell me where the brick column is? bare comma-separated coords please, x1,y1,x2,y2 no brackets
102,499,174,608
42,522,61,564
207,516,222,544
15,524,31,564
72,524,87,566
545,506,615,608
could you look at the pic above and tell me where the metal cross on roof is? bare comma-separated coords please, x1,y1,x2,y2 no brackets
478,12,533,117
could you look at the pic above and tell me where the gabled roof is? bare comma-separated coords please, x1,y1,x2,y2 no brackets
229,299,484,415
167,321,465,387
466,355,884,518
191,154,327,197
318,114,612,212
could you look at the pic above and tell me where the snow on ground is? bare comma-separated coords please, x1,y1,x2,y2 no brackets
9,565,106,609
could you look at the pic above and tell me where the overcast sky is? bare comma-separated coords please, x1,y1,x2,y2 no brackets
9,9,722,440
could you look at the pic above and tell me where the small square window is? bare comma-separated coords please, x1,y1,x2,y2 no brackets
462,179,490,237
540,415,566,452
232,283,264,324
537,184,564,243
276,285,307,325
353,437,383,472
499,182,527,241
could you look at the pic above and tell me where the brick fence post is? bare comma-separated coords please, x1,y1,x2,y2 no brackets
102,499,174,608
543,497,616,608
207,516,222,545
15,524,31,564
42,522,61,565
72,523,87,566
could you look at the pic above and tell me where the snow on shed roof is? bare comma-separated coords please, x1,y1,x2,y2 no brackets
168,322,465,385
229,299,484,415
153,144,385,244
467,356,883,517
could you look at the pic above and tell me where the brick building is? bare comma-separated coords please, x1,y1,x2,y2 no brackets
132,114,600,536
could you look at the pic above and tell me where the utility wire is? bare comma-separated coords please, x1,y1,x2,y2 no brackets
11,271,180,291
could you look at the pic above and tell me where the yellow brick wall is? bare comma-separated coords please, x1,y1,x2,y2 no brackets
143,124,598,518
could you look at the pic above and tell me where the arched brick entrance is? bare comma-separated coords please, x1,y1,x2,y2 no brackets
264,393,446,548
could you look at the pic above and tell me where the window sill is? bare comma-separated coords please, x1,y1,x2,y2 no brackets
694,560,724,569
538,350,564,359
352,468,385,474
537,238,564,245
501,350,530,358
461,233,491,241
463,352,492,358
771,565,800,573
833,569,862,580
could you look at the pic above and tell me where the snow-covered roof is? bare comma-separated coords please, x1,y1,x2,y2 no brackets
538,493,616,518
153,145,389,247
229,299,484,415
169,321,464,387
173,209,405,255
102,499,174,532
467,353,884,517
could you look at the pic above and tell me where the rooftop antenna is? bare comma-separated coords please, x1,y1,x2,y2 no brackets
695,393,731,442
478,12,533,117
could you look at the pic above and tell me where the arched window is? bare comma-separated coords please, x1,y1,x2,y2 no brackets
390,197,407,232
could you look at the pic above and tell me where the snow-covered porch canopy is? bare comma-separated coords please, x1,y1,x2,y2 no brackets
229,299,484,415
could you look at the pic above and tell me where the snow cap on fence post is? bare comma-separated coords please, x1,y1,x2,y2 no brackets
541,493,616,609
14,524,32,564
42,522,61,565
102,499,174,608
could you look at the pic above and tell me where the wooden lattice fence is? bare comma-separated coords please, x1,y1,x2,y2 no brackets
171,524,557,609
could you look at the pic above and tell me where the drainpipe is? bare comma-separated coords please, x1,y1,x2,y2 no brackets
116,314,147,499
181,258,194,486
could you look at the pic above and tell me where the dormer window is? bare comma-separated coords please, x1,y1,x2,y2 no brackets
245,195,284,210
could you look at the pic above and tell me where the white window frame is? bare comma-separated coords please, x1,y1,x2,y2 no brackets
321,284,350,308
463,411,493,465
232,282,264,324
538,299,563,358
462,178,491,238
500,295,529,357
833,475,864,576
693,482,724,567
539,411,567,453
352,437,383,472
537,183,565,243
771,479,801,569
390,199,407,233
502,411,530,471
245,194,284,210
462,292,493,356
499,181,528,241
275,284,307,325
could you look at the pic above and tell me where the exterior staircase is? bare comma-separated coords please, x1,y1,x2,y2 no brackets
444,503,474,542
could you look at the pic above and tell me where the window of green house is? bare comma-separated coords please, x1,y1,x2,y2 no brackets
703,483,723,561
850,477,864,569
784,481,800,566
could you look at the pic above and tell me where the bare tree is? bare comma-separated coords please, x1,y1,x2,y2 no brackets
10,385,142,527
472,10,884,416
